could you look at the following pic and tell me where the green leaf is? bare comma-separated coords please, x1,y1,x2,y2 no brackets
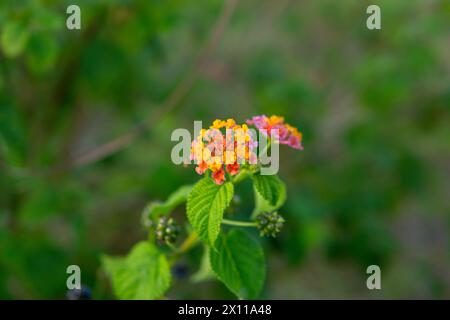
186,177,234,246
1,21,29,58
142,184,192,221
252,173,285,206
210,229,266,299
252,185,286,218
102,242,171,300
101,255,125,283
252,173,286,217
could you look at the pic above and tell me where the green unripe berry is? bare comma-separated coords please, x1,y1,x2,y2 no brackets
155,216,180,245
256,212,285,238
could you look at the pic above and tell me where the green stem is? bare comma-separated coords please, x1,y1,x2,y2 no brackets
231,168,250,184
222,218,257,227
168,232,200,266
178,232,199,254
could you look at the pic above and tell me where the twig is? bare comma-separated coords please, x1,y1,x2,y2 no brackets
69,0,239,170
222,219,257,227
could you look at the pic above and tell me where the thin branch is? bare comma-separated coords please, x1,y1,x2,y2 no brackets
69,0,238,170
222,218,257,227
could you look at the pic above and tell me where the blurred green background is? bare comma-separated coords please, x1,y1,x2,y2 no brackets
1,0,449,299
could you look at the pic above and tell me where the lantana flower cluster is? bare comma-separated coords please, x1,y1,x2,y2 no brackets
190,119,257,185
191,115,303,185
246,115,303,150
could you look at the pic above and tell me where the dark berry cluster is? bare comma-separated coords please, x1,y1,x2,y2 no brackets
156,216,180,245
171,263,189,279
256,212,285,238
66,285,92,300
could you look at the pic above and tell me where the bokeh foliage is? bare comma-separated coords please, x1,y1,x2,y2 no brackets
1,0,450,299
